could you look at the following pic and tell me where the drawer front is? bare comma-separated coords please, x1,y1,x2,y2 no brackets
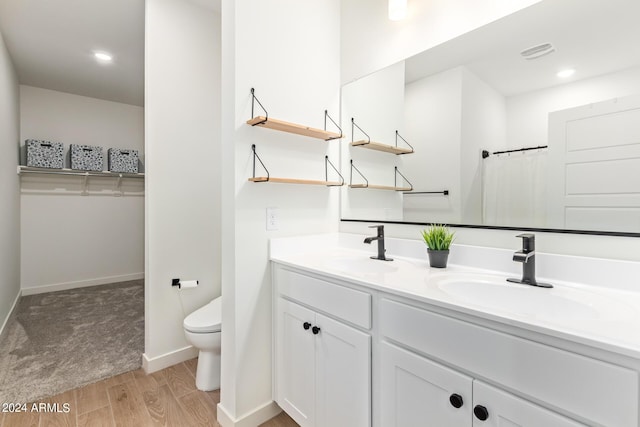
275,266,371,329
380,298,638,427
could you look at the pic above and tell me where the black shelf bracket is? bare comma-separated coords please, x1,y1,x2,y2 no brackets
351,118,371,144
324,110,343,140
394,166,413,191
395,130,415,154
251,144,270,181
250,88,269,125
349,159,369,187
325,156,344,186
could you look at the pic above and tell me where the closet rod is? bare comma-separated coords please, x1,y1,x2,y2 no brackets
482,145,548,158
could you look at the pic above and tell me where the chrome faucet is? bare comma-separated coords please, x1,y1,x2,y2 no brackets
363,225,393,261
507,233,552,288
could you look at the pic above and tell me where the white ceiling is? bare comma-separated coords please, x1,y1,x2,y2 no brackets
0,0,145,106
405,0,640,97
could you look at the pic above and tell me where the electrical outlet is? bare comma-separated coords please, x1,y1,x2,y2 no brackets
266,207,279,231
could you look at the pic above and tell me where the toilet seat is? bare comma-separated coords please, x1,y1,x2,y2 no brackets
183,296,222,333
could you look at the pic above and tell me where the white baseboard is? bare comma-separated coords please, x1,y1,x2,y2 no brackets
21,272,144,296
217,401,282,427
0,290,21,338
142,346,199,374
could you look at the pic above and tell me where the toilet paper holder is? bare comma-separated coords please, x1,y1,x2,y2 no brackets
171,278,199,289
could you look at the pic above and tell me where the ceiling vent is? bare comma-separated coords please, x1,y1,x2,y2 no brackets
520,43,555,60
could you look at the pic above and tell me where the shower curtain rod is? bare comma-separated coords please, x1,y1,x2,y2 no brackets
481,145,548,159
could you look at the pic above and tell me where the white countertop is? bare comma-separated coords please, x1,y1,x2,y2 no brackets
270,233,640,360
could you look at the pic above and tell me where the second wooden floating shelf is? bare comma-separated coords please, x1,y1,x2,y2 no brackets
350,140,413,155
247,116,342,141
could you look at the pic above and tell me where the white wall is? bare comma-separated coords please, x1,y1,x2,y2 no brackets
342,61,405,220
0,30,20,333
403,67,462,223
19,86,144,293
220,0,340,423
340,0,542,84
506,66,640,150
144,0,221,364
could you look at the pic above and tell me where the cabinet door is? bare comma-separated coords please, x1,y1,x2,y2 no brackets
380,342,472,427
472,381,585,427
315,313,371,427
276,298,316,427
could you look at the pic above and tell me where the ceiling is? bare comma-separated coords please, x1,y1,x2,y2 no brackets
405,0,640,97
0,0,145,106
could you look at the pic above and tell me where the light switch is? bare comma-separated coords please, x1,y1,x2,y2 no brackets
266,207,279,231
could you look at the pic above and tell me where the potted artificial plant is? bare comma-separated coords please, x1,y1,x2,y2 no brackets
421,224,455,268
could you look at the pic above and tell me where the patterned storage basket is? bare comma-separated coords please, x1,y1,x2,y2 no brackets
70,144,103,171
26,140,64,169
108,148,139,173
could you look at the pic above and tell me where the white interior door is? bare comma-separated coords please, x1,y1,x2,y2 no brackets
548,94,640,231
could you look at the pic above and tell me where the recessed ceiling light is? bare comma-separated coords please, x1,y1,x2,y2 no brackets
93,52,113,63
557,68,576,78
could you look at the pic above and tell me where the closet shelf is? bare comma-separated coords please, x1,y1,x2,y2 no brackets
349,183,412,191
247,117,342,141
350,140,413,155
249,177,343,186
17,166,144,179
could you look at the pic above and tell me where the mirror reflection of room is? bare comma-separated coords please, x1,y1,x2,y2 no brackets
341,0,640,234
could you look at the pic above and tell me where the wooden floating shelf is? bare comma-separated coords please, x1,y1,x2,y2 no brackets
351,140,413,155
249,177,343,186
349,184,412,191
247,116,342,141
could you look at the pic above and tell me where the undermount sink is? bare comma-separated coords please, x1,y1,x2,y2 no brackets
323,256,399,275
435,275,633,321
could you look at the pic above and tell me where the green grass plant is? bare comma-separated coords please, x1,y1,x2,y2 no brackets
421,224,455,251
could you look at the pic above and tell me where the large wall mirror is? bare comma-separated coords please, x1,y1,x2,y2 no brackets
340,0,640,236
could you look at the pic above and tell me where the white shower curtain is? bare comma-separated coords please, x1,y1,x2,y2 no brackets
482,150,548,227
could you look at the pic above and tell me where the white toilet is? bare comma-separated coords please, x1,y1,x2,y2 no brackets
183,296,222,391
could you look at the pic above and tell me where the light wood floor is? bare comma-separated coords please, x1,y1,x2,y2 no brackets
0,359,297,427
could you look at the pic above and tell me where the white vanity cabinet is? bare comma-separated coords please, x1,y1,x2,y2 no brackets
273,266,372,427
380,341,583,426
271,261,640,427
379,298,638,427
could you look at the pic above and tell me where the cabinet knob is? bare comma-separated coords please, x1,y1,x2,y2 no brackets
312,326,321,335
303,322,311,330
474,405,489,421
449,393,463,409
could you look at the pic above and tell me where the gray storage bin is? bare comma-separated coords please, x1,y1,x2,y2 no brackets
70,144,103,171
26,139,64,169
108,148,139,173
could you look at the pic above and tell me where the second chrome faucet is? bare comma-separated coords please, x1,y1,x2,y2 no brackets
364,225,393,261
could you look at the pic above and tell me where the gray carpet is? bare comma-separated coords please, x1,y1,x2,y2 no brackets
0,280,144,403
